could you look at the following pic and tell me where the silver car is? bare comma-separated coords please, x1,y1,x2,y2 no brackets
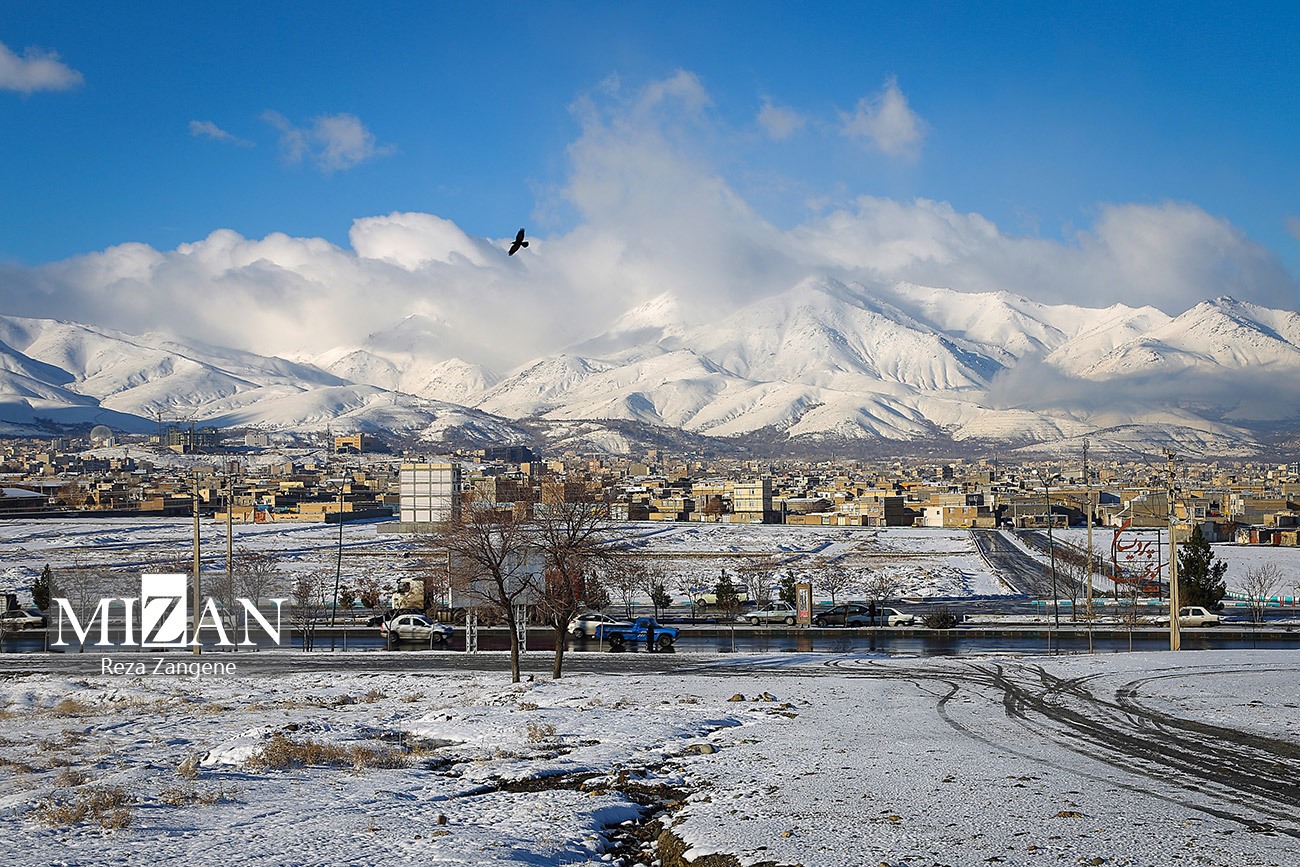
746,602,797,625
380,613,453,643
569,612,632,637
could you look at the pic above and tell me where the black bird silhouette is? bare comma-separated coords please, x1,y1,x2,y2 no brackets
508,228,529,256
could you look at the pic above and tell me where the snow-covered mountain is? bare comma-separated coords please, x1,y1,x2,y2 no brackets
1,280,1298,457
0,316,523,444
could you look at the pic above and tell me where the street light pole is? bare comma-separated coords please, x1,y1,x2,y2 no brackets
330,471,345,651
192,470,201,656
1043,469,1061,642
1166,450,1181,651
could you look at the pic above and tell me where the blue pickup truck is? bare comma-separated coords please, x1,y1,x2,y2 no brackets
593,617,678,650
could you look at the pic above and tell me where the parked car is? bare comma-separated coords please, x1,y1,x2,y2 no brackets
569,612,633,638
745,602,798,626
812,604,914,627
1156,606,1223,627
694,589,750,607
812,603,872,627
380,613,453,643
0,609,46,629
879,606,917,627
594,617,678,650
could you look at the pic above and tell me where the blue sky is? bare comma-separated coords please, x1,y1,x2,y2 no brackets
1,2,1297,362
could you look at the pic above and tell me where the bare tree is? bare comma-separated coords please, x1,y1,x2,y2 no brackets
48,562,136,650
643,562,674,619
736,556,778,606
859,568,898,626
535,501,618,679
815,560,852,607
437,507,542,683
289,569,330,652
233,549,283,605
603,555,648,620
1241,562,1283,624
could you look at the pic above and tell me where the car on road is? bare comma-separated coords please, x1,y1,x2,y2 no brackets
568,612,632,638
0,609,46,629
380,613,453,643
1155,606,1223,627
745,602,798,625
813,604,915,627
812,604,872,627
594,617,678,650
879,606,917,627
694,589,750,607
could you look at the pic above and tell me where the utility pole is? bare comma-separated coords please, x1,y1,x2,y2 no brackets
1166,449,1181,651
191,469,201,655
226,461,235,646
330,467,345,651
1043,467,1061,645
1083,439,1094,620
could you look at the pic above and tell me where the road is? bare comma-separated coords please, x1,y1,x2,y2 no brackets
970,528,1060,596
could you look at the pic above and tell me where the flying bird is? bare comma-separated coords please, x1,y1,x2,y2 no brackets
508,228,529,256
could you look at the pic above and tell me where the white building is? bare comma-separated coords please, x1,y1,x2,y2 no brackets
399,462,461,525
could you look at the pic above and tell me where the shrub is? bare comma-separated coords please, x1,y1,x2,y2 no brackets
922,607,959,629
35,785,134,829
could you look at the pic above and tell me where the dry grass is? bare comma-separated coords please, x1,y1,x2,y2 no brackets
400,692,424,704
51,697,93,717
177,754,202,780
361,689,386,703
0,756,36,774
525,721,557,742
54,768,92,787
34,785,134,829
158,782,241,806
245,733,408,772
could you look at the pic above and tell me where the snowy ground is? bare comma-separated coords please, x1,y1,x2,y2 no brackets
0,518,1010,606
0,649,1296,866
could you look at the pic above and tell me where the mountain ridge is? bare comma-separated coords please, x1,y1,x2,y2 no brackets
1,281,1297,457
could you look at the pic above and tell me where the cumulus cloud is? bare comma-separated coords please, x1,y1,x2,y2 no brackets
840,76,926,159
790,197,1297,313
0,70,1294,378
189,120,253,147
756,97,804,140
0,41,83,93
262,111,392,173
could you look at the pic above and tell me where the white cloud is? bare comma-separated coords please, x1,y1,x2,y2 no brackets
189,120,253,147
262,111,392,173
840,76,926,159
757,97,804,140
0,71,1294,376
1286,215,1300,243
0,41,83,93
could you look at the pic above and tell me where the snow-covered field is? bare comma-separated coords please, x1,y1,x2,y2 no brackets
0,518,1010,605
1,650,1296,866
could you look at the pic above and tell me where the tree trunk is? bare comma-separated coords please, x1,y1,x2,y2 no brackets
505,609,521,683
552,623,566,679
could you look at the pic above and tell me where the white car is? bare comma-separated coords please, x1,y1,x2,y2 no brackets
1155,606,1222,627
0,609,46,629
380,613,453,643
880,606,916,627
746,602,798,626
694,588,750,606
569,613,633,638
